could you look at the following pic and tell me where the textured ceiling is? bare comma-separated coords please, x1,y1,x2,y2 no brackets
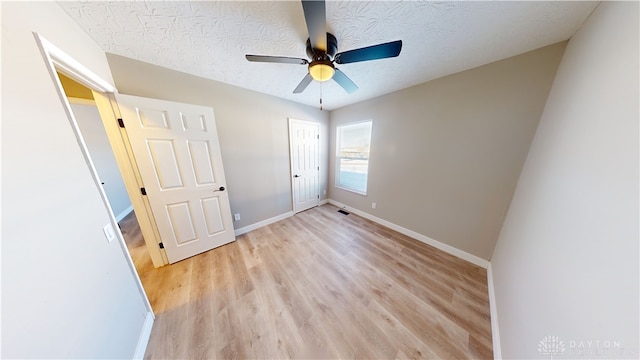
58,1,599,110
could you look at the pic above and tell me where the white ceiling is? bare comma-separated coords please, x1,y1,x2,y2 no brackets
58,1,599,110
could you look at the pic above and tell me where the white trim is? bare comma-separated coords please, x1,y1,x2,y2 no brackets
327,199,489,269
35,34,116,93
234,211,294,236
133,311,154,360
115,205,134,222
487,263,502,359
319,199,329,205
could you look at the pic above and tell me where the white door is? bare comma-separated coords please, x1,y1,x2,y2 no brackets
116,94,235,263
289,119,320,213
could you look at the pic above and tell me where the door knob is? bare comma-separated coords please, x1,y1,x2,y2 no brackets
214,186,225,192
294,175,301,178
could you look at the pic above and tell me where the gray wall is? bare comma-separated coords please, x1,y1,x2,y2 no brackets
1,2,149,358
491,2,639,358
106,54,329,229
71,102,132,221
329,42,566,260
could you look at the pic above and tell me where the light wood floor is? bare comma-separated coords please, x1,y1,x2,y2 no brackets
121,204,493,359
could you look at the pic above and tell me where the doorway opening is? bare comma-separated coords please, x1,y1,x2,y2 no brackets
56,73,155,286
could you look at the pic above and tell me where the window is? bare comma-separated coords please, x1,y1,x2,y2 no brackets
336,120,372,195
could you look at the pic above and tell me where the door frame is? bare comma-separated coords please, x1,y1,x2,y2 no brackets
34,32,165,318
34,34,168,269
36,35,156,357
92,92,169,267
288,118,320,214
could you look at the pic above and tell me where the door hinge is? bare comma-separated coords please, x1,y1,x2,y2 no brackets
317,134,319,139
317,195,320,199
117,118,125,128
159,242,164,249
317,166,320,170
140,187,147,195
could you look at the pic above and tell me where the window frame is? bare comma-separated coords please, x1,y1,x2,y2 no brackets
335,120,373,196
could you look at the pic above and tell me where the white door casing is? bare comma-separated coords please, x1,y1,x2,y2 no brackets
289,119,320,214
116,94,235,263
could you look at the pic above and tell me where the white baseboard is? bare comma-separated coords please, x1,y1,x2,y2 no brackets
234,211,294,236
115,205,134,222
133,311,154,359
319,198,329,205
487,263,502,359
326,199,489,269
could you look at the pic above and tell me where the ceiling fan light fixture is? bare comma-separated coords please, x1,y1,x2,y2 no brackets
309,61,335,82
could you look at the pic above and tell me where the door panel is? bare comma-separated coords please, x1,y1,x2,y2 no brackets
148,139,183,189
138,108,169,128
166,202,197,244
289,119,320,213
202,197,225,234
116,94,235,263
188,140,216,185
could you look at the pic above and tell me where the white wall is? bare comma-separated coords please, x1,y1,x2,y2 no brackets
490,2,639,358
106,54,329,230
329,43,566,260
71,102,132,221
1,2,149,358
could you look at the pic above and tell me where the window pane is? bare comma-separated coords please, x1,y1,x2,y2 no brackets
338,159,369,193
336,121,372,194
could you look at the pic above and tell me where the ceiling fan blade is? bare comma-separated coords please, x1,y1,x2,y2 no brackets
333,68,358,94
246,55,308,65
334,40,403,64
293,73,313,94
301,0,326,51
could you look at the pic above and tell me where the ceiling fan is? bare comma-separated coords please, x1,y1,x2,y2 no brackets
245,0,402,95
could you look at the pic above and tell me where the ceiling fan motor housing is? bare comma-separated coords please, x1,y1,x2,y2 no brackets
306,32,338,60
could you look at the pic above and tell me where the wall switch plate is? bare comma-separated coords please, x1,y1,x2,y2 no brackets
234,213,241,221
103,223,116,243
372,202,377,209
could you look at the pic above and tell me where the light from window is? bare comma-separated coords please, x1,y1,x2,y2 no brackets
336,120,372,195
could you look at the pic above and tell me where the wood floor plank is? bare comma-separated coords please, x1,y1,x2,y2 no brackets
186,250,217,359
241,232,305,358
120,205,493,359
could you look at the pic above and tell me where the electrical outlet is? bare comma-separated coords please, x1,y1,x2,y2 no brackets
323,189,327,195
372,202,377,209
234,213,241,221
